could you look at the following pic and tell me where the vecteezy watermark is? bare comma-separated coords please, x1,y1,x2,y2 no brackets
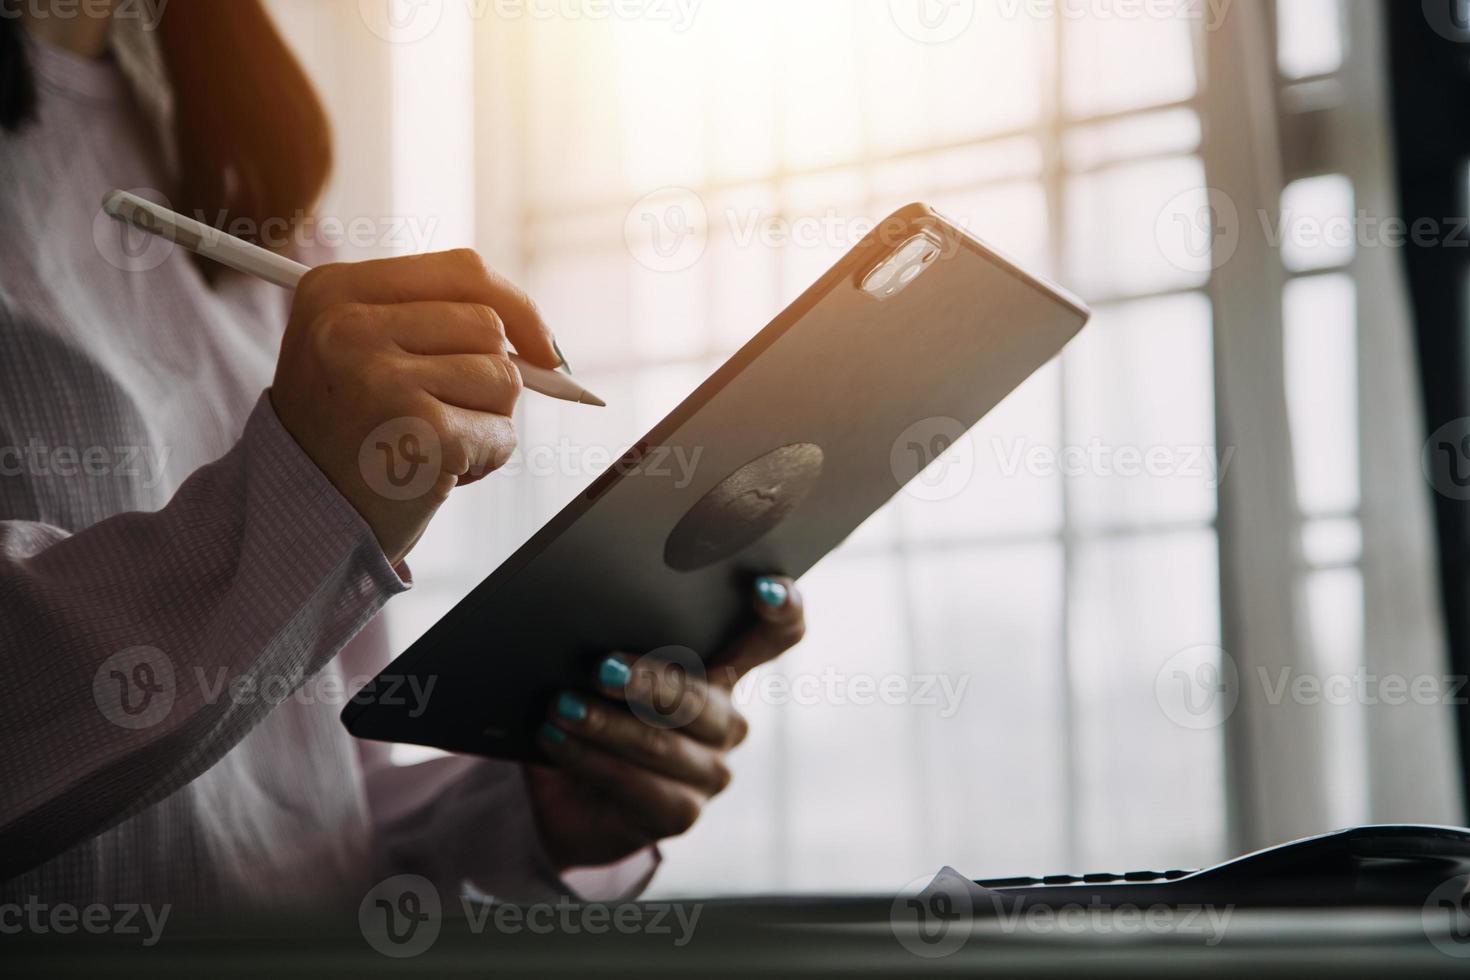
1154,645,1470,731
623,193,972,274
357,0,444,43
891,417,976,502
1155,645,1240,731
0,440,172,490
1259,210,1470,258
1255,667,1470,709
889,869,1234,960
93,647,176,730
989,897,1233,946
723,207,968,258
359,417,444,502
461,896,702,948
93,188,178,274
93,188,439,275
498,439,703,489
992,0,1234,31
1423,874,1470,958
626,646,710,731
890,871,976,958
1423,417,1470,501
200,668,438,719
625,187,710,274
624,648,972,729
360,876,442,958
733,668,972,718
358,419,707,502
891,423,1236,504
0,0,169,28
1156,186,1470,274
888,0,976,44
993,438,1236,489
94,646,436,730
200,211,438,255
1155,187,1242,275
358,875,703,959
1423,0,1470,43
0,898,170,947
358,0,700,44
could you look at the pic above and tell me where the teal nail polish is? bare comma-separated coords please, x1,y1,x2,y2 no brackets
540,722,567,745
553,338,573,375
598,656,632,688
756,577,789,609
556,692,588,722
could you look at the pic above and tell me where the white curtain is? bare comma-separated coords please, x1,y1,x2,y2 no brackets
1205,0,1462,850
1340,0,1463,828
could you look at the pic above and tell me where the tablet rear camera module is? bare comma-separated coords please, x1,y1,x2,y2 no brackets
862,232,942,300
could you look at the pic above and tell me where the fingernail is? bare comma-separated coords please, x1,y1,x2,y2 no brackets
540,722,567,745
756,577,789,609
555,692,588,722
553,337,573,375
598,656,632,689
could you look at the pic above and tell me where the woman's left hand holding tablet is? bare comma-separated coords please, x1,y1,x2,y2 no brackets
526,576,806,869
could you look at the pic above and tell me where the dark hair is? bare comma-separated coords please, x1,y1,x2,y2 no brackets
0,0,331,251
0,8,37,129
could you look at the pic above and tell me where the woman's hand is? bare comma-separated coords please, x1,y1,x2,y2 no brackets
271,250,561,565
525,576,805,871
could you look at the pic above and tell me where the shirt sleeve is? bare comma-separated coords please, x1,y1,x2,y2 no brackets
341,620,660,903
0,392,409,879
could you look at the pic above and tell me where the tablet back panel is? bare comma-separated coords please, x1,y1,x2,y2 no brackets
343,205,1089,759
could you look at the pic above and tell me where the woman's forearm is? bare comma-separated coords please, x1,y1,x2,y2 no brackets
0,393,407,879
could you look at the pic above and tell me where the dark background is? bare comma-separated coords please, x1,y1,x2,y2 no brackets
1385,0,1470,809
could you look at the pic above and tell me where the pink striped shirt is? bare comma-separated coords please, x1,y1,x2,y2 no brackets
0,37,650,912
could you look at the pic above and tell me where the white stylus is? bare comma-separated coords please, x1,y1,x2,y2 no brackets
101,190,606,408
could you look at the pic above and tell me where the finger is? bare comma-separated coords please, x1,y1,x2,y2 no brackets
376,302,509,356
406,353,523,418
592,653,740,748
433,403,518,484
710,576,806,686
537,725,710,840
547,692,733,793
300,250,560,369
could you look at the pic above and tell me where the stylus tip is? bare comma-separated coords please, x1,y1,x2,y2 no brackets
579,390,607,408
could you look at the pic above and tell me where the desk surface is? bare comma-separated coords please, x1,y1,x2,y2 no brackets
9,898,1470,978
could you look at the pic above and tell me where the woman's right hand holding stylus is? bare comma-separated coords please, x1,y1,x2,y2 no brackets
271,249,562,565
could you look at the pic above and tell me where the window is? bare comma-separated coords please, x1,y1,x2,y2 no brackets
1277,1,1367,829
375,0,1360,894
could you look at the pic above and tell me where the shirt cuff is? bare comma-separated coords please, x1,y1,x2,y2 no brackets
561,846,662,902
374,754,662,904
245,390,410,598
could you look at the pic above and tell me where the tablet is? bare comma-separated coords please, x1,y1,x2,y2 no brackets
342,203,1090,760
